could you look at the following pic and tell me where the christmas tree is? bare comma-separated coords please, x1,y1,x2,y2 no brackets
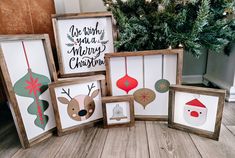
103,0,235,57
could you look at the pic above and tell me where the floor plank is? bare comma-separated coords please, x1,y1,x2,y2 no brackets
12,134,69,158
85,127,109,158
146,121,201,158
0,123,20,158
226,126,235,136
101,127,129,158
54,127,98,158
222,102,235,126
190,124,235,158
125,121,150,158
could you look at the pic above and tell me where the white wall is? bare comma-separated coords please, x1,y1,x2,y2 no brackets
53,0,208,84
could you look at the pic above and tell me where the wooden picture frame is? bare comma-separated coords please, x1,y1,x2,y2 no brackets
102,95,135,128
168,85,226,140
105,49,183,121
49,75,106,136
0,34,57,148
52,12,116,78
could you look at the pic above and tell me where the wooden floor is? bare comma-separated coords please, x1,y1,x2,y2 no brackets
1,102,235,158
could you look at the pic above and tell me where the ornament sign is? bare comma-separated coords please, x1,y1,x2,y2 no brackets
105,49,183,120
52,12,115,77
168,85,226,140
0,35,57,148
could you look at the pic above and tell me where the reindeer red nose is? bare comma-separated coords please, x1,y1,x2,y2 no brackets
190,111,199,117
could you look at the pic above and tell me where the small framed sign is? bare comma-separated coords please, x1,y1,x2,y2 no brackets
52,12,115,77
102,95,135,128
49,75,106,136
105,49,183,121
0,34,57,148
168,85,226,140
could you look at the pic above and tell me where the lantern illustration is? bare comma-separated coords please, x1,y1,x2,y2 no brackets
110,104,127,121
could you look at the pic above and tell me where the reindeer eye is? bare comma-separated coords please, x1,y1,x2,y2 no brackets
72,108,74,110
200,112,202,114
188,110,190,112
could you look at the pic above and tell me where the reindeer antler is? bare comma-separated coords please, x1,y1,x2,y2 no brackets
61,88,72,99
88,83,95,96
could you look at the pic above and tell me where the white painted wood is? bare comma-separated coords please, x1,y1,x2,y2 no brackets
54,0,81,14
79,0,106,13
56,17,114,75
204,45,235,102
54,81,102,129
174,91,219,132
109,54,178,117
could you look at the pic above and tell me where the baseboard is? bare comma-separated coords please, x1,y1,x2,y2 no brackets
182,75,203,84
204,74,235,102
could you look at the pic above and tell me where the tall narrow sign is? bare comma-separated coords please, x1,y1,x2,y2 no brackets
0,34,57,148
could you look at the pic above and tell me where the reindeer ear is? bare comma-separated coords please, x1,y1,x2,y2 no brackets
57,97,70,104
91,89,99,98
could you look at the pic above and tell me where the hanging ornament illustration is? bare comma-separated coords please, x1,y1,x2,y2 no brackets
116,57,138,94
110,104,127,121
155,55,170,93
184,95,208,126
13,41,50,130
134,56,156,109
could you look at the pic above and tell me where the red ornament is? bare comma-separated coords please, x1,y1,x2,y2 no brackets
116,74,138,94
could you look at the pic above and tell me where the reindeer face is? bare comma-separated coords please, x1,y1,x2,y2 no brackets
66,95,96,121
57,84,99,121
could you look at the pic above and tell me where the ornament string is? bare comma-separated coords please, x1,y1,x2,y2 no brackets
162,54,164,79
125,57,127,75
142,55,145,88
22,41,44,125
22,41,30,70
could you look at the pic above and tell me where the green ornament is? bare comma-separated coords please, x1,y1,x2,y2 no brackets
155,79,170,93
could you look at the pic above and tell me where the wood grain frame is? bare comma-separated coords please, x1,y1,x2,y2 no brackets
168,85,226,140
0,34,57,148
105,49,183,121
52,11,117,78
49,75,106,136
102,95,135,128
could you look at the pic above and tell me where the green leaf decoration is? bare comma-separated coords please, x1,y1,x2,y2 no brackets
100,31,105,40
66,43,74,47
101,40,109,45
14,69,50,130
67,34,74,42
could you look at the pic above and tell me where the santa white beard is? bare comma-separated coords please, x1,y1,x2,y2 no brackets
183,105,207,126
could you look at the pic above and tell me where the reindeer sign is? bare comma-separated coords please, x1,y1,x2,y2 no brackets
49,75,105,136
57,83,99,121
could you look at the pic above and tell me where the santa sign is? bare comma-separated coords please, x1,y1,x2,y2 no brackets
184,98,207,126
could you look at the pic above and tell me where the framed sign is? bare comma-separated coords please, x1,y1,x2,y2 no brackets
0,34,57,148
102,95,135,128
168,85,226,140
105,49,183,120
49,75,106,136
52,12,115,77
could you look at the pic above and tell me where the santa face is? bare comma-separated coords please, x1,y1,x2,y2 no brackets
184,105,207,126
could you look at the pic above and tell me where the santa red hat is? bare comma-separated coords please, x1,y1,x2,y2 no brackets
186,99,206,108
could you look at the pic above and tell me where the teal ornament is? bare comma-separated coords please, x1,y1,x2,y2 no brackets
155,79,170,93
